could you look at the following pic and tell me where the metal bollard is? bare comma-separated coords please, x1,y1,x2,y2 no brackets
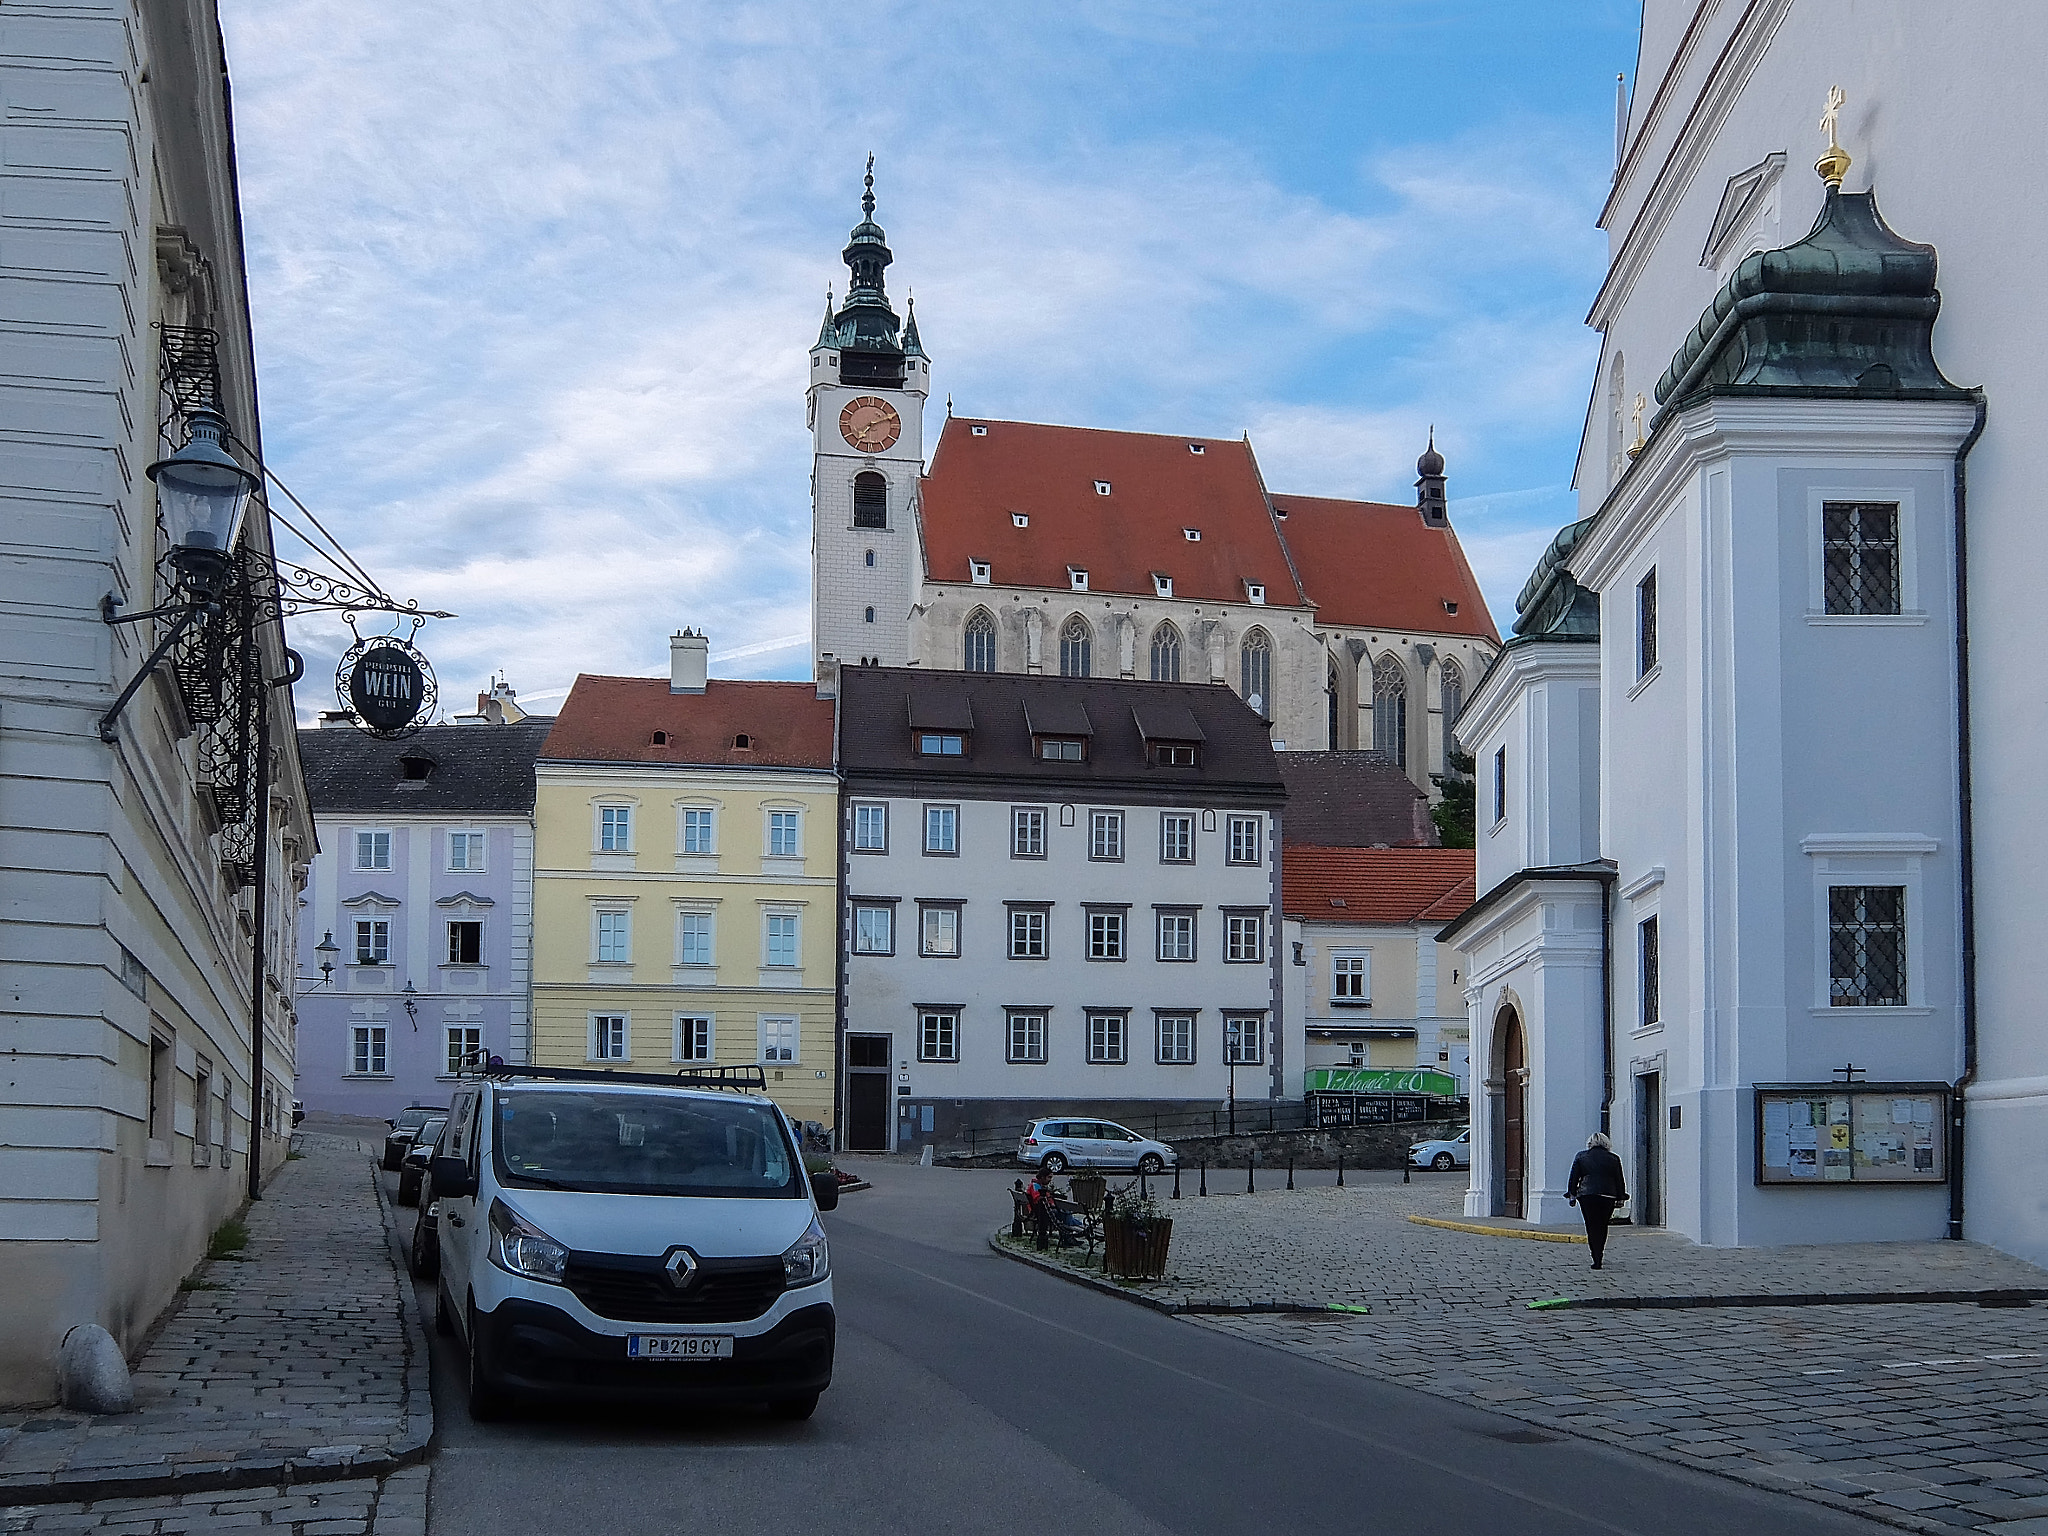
1336,1151,1345,1188
1140,1170,1150,1203
1247,1159,1255,1194
1403,1154,1411,1184
1172,1163,1182,1200
1287,1158,1295,1191
1200,1160,1208,1196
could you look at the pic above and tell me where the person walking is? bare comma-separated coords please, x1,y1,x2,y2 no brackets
1566,1132,1629,1269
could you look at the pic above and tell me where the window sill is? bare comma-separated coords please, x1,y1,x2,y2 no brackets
144,1141,172,1168
1631,1021,1664,1037
439,963,488,972
1627,662,1662,700
191,1146,213,1168
587,1058,635,1066
1330,998,1373,1009
1809,1005,1936,1017
1804,610,1928,627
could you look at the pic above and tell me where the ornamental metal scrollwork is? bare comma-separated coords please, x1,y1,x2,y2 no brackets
333,620,438,741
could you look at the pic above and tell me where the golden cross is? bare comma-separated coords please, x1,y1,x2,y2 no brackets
1627,393,1647,457
1820,85,1845,150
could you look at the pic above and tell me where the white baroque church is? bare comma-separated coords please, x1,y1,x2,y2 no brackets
806,165,1498,793
1443,1,2048,1259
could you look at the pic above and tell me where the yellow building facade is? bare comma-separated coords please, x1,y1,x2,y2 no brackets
530,670,839,1130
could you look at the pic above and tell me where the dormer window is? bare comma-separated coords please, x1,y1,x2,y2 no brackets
1188,443,1205,455
1183,529,1201,542
918,732,966,757
1245,583,1265,605
970,560,991,585
651,731,668,746
1152,573,1173,598
1149,741,1199,768
398,754,436,782
1012,513,1029,528
971,425,989,437
1094,481,1111,496
1068,567,1089,592
1443,599,1459,615
1035,736,1086,762
733,733,752,750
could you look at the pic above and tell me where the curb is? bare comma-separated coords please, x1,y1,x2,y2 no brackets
0,1156,433,1509
1538,1287,2048,1312
1407,1215,1587,1244
985,1232,1343,1316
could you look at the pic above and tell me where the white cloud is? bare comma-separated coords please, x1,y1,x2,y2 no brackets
218,1,1614,717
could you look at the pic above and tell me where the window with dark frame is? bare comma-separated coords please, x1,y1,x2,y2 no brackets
1006,1010,1048,1064
920,904,961,957
1087,1012,1128,1065
447,920,482,965
1823,502,1901,616
1149,741,1198,767
853,903,894,955
1830,885,1906,1006
1226,816,1261,865
1160,812,1194,864
1155,1012,1196,1064
918,732,965,756
1009,906,1048,959
1639,915,1660,1027
1036,736,1085,761
1087,908,1126,961
148,1032,171,1136
1089,810,1124,861
1225,911,1264,963
852,802,887,852
1156,909,1195,962
853,471,888,529
1637,567,1658,677
1493,746,1507,825
1011,806,1045,857
919,1010,959,1063
924,804,958,854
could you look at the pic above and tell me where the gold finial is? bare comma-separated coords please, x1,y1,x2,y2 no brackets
1816,85,1851,188
1626,393,1647,459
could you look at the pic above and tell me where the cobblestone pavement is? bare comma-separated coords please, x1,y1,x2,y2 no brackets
0,1134,431,1531
1194,1304,2048,1534
1107,1179,2048,1311
0,1466,427,1536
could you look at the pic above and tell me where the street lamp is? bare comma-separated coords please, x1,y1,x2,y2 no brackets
294,930,340,995
402,981,419,1030
146,407,261,596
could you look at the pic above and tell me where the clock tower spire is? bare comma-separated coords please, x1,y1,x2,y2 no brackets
808,158,930,681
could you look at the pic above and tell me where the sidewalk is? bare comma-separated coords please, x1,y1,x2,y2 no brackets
0,1135,430,1519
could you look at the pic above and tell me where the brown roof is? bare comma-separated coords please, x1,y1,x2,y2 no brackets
1269,494,1499,641
919,417,1306,604
1276,751,1437,848
539,677,833,768
1282,846,1477,925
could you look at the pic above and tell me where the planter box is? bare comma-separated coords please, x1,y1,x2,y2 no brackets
1103,1216,1172,1279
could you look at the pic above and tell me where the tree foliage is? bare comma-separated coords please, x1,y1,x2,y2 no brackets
1430,747,1476,848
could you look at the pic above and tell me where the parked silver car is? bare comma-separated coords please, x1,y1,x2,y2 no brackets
1409,1127,1471,1171
1018,1118,1175,1175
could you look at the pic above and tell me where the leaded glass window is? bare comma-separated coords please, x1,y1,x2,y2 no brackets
1823,503,1900,615
1059,617,1092,677
1240,629,1272,713
1150,623,1182,682
1830,885,1906,1006
963,610,996,672
1372,655,1407,766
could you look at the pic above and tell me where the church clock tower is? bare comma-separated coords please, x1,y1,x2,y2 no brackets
809,158,929,679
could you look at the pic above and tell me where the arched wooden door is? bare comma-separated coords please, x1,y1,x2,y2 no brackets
1501,1010,1527,1219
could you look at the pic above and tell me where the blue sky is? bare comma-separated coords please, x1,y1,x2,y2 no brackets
217,1,1642,715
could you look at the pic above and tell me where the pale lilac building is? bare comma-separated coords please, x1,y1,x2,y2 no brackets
294,717,551,1120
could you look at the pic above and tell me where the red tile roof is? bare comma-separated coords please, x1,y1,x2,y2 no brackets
920,417,1306,605
1269,494,1499,642
539,677,834,768
1282,846,1477,925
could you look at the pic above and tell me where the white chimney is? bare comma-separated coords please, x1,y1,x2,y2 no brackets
670,628,708,694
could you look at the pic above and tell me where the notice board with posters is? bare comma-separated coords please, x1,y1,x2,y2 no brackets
1752,1083,1949,1186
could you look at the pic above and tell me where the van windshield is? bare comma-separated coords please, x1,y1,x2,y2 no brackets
492,1091,800,1198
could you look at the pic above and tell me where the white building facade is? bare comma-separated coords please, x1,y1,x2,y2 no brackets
0,1,313,1403
1444,3,2032,1247
836,667,1285,1153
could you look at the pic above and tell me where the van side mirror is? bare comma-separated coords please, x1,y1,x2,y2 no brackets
810,1171,840,1212
431,1157,475,1200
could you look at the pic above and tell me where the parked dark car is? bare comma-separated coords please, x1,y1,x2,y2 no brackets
407,1118,453,1280
395,1116,447,1206
381,1105,447,1171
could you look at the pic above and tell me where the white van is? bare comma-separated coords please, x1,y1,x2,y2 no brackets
429,1065,838,1420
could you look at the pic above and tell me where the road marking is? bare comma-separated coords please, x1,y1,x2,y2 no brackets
835,1233,1723,1536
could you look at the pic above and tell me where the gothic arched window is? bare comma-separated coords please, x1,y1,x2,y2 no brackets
1149,622,1182,683
1326,661,1340,748
1059,616,1092,678
1239,629,1272,714
963,609,997,673
853,471,887,529
1439,656,1463,770
1373,655,1407,766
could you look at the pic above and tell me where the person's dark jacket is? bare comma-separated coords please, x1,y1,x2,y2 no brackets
1567,1146,1629,1203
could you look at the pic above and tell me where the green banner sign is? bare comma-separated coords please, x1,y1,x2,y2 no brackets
1305,1067,1462,1097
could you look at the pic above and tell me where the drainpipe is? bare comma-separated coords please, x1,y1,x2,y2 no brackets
1600,880,1614,1138
1948,390,1988,1240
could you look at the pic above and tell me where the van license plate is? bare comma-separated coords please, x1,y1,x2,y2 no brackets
627,1334,733,1361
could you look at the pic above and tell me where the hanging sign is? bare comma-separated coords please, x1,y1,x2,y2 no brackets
335,632,437,739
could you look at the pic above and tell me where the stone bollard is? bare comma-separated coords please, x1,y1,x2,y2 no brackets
58,1324,134,1415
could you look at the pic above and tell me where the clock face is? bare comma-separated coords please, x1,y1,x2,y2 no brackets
840,396,902,453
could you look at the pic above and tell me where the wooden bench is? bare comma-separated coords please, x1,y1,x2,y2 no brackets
1010,1186,1099,1253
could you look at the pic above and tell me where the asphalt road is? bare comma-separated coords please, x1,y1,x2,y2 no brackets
402,1159,1891,1536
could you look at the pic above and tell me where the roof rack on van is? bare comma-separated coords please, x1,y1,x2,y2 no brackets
455,1058,769,1094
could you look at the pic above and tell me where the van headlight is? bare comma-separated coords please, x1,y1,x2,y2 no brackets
488,1199,568,1284
782,1214,829,1287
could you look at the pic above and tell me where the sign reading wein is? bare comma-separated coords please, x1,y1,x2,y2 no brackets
335,633,436,739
